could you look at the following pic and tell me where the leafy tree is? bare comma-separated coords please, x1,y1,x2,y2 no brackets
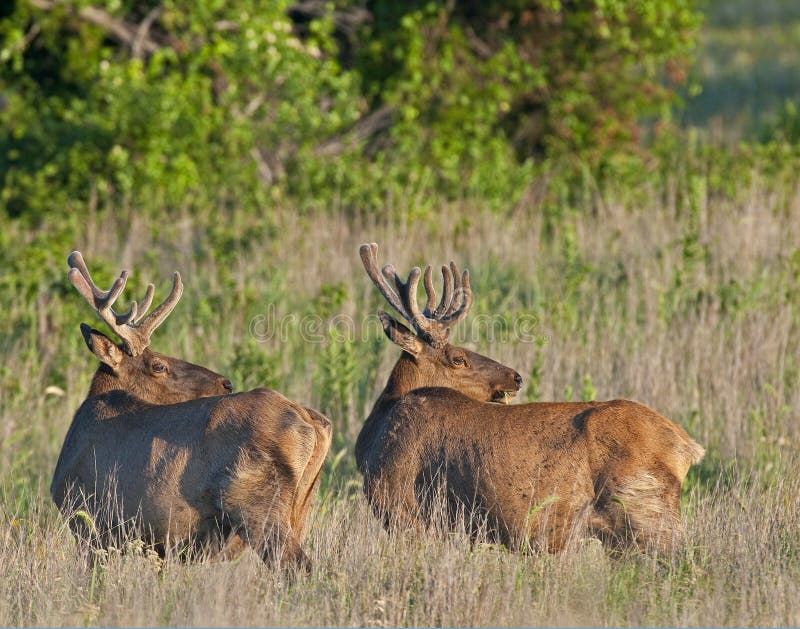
0,0,361,219
357,1,701,169
0,0,702,218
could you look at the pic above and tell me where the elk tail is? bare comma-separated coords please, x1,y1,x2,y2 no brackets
684,438,705,465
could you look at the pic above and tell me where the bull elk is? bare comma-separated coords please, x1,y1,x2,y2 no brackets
51,252,332,569
357,243,705,554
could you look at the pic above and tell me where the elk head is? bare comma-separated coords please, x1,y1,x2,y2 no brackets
69,251,233,403
360,243,522,403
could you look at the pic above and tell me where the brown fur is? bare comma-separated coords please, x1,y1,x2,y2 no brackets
357,245,705,555
52,329,332,569
53,255,332,569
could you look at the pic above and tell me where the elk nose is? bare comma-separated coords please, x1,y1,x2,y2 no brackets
221,378,234,392
514,372,523,389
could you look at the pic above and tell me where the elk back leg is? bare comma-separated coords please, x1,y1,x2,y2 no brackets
225,496,310,572
593,468,685,555
523,499,593,553
364,470,424,533
244,523,310,573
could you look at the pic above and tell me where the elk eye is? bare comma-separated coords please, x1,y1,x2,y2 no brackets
151,362,167,374
452,356,466,367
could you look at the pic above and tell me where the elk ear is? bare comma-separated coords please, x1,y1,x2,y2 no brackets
80,323,124,369
378,311,423,357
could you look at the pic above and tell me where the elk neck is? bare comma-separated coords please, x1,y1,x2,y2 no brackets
87,364,125,398
82,365,150,419
356,352,424,465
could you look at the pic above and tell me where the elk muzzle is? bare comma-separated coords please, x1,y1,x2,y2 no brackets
490,370,523,404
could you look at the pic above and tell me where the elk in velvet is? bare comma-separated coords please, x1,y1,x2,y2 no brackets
51,252,332,569
357,243,704,554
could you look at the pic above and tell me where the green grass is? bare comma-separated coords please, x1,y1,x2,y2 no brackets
1,166,800,625
3,1,800,624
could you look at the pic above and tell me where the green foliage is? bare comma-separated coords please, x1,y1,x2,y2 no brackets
361,0,701,170
524,346,544,402
228,340,280,392
762,100,800,144
0,0,361,219
0,0,707,218
683,0,800,140
315,328,357,431
580,375,596,402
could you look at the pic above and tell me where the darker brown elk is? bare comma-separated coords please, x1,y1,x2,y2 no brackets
357,243,705,554
51,252,332,569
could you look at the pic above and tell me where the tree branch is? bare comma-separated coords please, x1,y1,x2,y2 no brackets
287,1,371,38
29,0,161,55
314,105,395,157
132,6,163,60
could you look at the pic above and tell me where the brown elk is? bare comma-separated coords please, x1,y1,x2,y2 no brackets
357,243,705,554
51,252,332,569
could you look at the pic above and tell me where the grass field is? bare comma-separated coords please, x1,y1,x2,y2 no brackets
1,160,799,625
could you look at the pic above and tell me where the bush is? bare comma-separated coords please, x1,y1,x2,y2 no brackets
0,0,703,218
0,0,361,219
356,1,701,173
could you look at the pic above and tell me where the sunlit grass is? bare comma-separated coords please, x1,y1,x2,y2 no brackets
1,164,800,624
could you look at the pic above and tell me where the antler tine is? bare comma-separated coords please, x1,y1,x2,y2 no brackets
67,251,106,299
67,267,102,306
359,243,415,324
431,264,453,319
135,283,155,322
444,261,462,318
384,264,407,303
135,272,184,340
422,266,437,316
359,243,471,347
441,268,472,327
381,260,445,342
68,251,130,306
115,301,138,326
69,250,141,326
68,257,142,350
398,267,425,329
383,263,428,330
68,252,184,356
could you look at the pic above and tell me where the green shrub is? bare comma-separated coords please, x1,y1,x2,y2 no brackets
1,0,705,218
0,0,361,219
357,0,702,180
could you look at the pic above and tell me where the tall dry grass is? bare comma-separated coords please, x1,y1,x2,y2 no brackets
1,174,799,625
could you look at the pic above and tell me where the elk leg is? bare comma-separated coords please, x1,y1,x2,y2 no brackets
213,530,247,561
366,474,424,534
261,532,311,573
238,520,311,573
371,499,423,533
268,538,311,574
627,500,685,555
525,499,590,553
597,470,685,555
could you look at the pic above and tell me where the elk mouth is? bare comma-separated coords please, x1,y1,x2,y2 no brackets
490,389,518,404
